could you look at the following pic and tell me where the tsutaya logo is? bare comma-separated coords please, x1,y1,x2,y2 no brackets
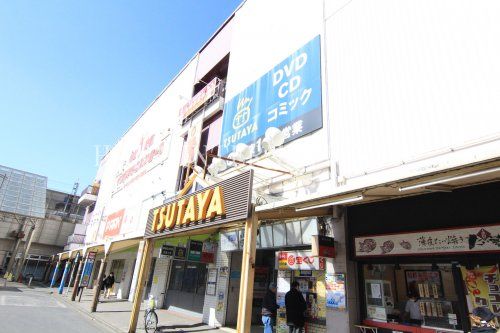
151,186,225,233
224,97,258,148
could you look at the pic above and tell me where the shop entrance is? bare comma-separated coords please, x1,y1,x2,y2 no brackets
226,249,277,327
109,259,125,296
164,260,208,316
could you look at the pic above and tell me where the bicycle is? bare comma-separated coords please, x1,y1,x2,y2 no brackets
144,295,158,333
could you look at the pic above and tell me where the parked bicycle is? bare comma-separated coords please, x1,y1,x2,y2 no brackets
144,295,158,333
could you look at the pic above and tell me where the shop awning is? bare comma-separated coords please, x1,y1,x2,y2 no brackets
255,159,500,214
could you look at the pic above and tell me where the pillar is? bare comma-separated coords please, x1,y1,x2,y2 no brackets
127,238,154,333
50,260,61,288
65,253,80,294
4,219,26,280
58,260,72,294
90,255,108,312
71,255,85,301
237,208,258,333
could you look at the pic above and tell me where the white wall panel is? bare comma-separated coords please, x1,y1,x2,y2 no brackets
87,59,198,244
326,0,500,184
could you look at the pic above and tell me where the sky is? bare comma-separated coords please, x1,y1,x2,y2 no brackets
0,0,241,193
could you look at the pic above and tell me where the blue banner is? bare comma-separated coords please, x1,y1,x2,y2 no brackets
220,35,322,158
79,252,96,288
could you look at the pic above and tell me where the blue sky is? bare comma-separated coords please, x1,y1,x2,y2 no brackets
0,0,241,193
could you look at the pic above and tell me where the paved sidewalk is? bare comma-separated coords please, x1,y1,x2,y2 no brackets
53,286,230,333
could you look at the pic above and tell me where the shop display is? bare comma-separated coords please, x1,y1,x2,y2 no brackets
365,280,394,321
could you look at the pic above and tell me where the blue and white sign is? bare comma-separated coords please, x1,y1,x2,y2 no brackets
220,35,322,158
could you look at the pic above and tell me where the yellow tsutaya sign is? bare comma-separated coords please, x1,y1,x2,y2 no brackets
151,186,226,233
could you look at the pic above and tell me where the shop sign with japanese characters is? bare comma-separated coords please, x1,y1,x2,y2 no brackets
276,250,325,270
220,35,322,158
355,223,500,257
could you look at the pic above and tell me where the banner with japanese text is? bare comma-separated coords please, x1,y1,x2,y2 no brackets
460,265,500,326
220,35,322,158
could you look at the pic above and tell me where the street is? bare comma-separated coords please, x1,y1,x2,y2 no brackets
0,283,109,333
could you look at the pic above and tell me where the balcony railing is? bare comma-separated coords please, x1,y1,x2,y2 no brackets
179,77,226,122
80,185,99,197
78,185,99,206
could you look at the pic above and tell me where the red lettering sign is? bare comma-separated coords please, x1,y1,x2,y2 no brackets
104,209,125,237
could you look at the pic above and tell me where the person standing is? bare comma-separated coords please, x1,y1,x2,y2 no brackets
104,272,115,299
262,282,279,333
285,281,307,333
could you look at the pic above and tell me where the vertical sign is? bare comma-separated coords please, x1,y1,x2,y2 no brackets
220,35,322,158
79,252,96,288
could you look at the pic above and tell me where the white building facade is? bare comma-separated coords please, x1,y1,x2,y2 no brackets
72,1,500,332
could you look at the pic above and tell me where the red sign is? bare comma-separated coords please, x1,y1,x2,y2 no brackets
104,209,125,237
277,251,325,270
179,78,218,120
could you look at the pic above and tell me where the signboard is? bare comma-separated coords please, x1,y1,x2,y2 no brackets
182,119,203,165
311,235,335,258
201,241,217,263
104,209,125,238
174,246,187,260
355,223,500,257
206,268,218,296
220,231,239,252
188,240,203,261
277,251,325,270
159,245,175,258
179,77,219,120
79,251,96,288
220,35,322,159
461,265,500,326
145,170,253,238
326,273,346,310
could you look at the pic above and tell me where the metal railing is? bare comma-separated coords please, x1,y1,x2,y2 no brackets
80,184,99,197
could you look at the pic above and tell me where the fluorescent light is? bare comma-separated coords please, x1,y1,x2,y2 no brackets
399,166,500,192
295,195,364,211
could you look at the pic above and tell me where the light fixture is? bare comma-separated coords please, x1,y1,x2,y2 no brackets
295,194,364,211
262,127,285,152
398,166,500,191
207,157,227,176
234,143,252,161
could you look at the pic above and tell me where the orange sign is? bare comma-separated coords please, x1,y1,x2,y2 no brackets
104,209,125,237
151,186,225,233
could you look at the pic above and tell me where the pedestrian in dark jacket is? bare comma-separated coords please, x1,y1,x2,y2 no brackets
104,272,115,299
285,281,307,333
262,282,279,333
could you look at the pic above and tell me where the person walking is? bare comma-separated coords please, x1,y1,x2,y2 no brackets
262,282,279,333
285,281,307,333
104,272,115,299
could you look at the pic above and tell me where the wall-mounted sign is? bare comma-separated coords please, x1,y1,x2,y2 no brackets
79,251,96,288
220,35,322,159
174,246,187,260
179,77,219,120
326,273,346,310
182,119,203,166
201,241,217,263
104,209,125,238
145,171,253,238
159,245,175,258
277,250,325,271
220,231,239,252
355,223,500,257
188,240,203,261
311,235,335,258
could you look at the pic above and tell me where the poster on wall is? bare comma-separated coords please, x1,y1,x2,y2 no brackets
355,223,500,257
326,273,346,310
461,265,500,327
220,35,322,159
79,252,96,288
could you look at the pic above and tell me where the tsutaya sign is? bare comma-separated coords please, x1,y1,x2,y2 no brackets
355,223,500,257
145,170,253,238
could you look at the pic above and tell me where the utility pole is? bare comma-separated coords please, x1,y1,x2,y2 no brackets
14,222,36,281
4,217,26,280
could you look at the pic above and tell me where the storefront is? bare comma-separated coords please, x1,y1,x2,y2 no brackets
220,217,327,329
143,171,253,322
348,181,500,333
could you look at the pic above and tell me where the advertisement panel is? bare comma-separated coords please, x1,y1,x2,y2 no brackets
277,250,325,270
461,265,500,326
355,223,500,257
220,35,322,158
104,209,125,238
79,252,96,288
179,77,219,120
